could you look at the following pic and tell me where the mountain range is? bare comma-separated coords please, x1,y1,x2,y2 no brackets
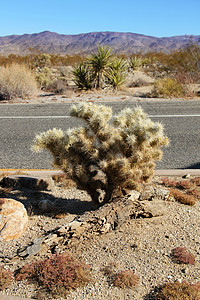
0,31,199,56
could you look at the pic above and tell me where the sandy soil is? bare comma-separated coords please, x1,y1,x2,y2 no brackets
0,175,199,300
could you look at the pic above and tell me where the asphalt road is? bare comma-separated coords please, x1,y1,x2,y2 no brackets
0,99,200,170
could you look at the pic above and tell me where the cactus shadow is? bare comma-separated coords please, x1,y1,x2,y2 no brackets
0,186,94,217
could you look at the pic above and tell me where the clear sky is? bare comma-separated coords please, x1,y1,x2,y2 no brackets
1,0,199,37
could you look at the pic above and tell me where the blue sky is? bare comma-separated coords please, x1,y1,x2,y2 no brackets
1,0,199,37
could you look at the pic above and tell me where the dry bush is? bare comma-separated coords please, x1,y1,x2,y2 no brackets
171,247,196,265
155,281,200,300
161,177,200,205
191,177,200,186
161,178,194,190
15,253,91,297
186,189,200,200
47,78,68,94
176,180,194,190
161,177,178,188
170,189,196,205
151,77,185,98
0,64,38,100
113,270,139,289
0,266,14,290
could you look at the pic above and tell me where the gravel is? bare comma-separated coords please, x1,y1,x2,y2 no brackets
0,176,199,299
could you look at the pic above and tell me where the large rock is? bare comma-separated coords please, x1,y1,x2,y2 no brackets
0,198,28,241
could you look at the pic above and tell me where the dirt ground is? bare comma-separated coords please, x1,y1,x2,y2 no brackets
0,173,199,300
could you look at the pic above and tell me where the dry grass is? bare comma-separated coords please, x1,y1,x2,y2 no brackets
0,64,38,100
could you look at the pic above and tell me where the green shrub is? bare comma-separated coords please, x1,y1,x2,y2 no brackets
0,64,38,100
72,63,93,90
107,58,127,90
15,253,91,297
151,77,184,98
88,45,113,89
128,56,141,70
33,103,168,205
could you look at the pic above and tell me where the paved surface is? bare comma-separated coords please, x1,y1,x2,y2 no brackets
0,98,199,170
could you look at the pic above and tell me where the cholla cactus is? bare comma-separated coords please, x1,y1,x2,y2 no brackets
33,103,168,205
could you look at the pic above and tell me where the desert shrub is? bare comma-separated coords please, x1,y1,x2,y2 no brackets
176,180,194,190
106,58,127,90
33,53,51,69
161,177,178,188
72,63,93,90
0,266,14,290
170,189,196,205
161,178,194,189
33,103,168,205
154,281,200,300
191,177,200,186
35,66,53,90
186,189,200,200
128,56,141,70
0,63,38,100
88,45,113,89
151,77,184,98
113,270,139,289
47,78,68,94
15,253,91,297
171,247,195,265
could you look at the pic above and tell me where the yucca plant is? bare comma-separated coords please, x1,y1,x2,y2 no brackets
72,63,93,90
33,103,168,205
128,56,141,70
107,58,127,90
88,46,113,88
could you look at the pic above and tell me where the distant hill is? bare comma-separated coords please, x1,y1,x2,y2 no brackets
0,31,199,56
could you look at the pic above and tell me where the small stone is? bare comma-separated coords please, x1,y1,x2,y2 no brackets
128,190,140,201
140,200,168,217
0,198,28,241
182,174,190,178
38,199,55,211
100,223,112,233
130,243,138,250
181,267,189,274
18,237,43,257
